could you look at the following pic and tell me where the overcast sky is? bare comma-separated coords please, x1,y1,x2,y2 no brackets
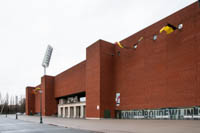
0,0,197,97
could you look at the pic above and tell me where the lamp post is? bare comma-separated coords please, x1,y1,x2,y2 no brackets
39,89,43,124
16,96,18,120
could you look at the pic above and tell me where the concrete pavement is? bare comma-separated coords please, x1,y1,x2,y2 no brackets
5,114,200,133
0,115,96,133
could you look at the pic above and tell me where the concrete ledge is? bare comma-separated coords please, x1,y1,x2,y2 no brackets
86,117,100,120
184,116,192,118
193,116,200,118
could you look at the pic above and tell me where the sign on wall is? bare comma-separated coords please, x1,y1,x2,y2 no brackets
116,93,120,106
67,96,78,103
118,107,200,119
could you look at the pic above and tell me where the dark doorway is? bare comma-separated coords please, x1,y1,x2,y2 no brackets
104,110,111,118
115,110,121,119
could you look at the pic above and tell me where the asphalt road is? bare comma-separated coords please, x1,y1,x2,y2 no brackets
0,116,96,133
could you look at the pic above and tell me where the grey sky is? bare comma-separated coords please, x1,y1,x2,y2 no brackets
0,0,197,97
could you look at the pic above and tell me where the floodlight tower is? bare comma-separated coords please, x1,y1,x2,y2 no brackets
40,45,53,124
42,45,53,75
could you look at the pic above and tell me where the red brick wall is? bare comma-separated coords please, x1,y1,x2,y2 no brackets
86,40,101,118
26,61,86,116
100,41,115,118
41,76,57,116
196,10,200,105
26,87,35,115
114,2,200,111
34,93,40,113
54,61,86,98
86,40,115,118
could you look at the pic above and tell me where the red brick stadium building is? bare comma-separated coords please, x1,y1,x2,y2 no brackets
26,2,200,119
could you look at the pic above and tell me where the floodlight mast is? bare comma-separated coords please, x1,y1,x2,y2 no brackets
40,45,53,124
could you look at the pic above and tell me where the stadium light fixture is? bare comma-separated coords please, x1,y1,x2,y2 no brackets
153,35,157,40
178,24,183,30
42,45,53,75
134,45,138,49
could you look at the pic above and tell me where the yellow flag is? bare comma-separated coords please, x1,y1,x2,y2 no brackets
116,42,124,48
35,87,41,90
32,87,41,94
160,26,174,34
138,37,143,42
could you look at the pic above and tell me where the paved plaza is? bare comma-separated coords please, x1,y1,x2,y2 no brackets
0,115,96,133
2,114,200,133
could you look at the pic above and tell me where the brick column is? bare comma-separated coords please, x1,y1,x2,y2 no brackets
41,75,57,116
26,87,35,115
86,40,115,119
